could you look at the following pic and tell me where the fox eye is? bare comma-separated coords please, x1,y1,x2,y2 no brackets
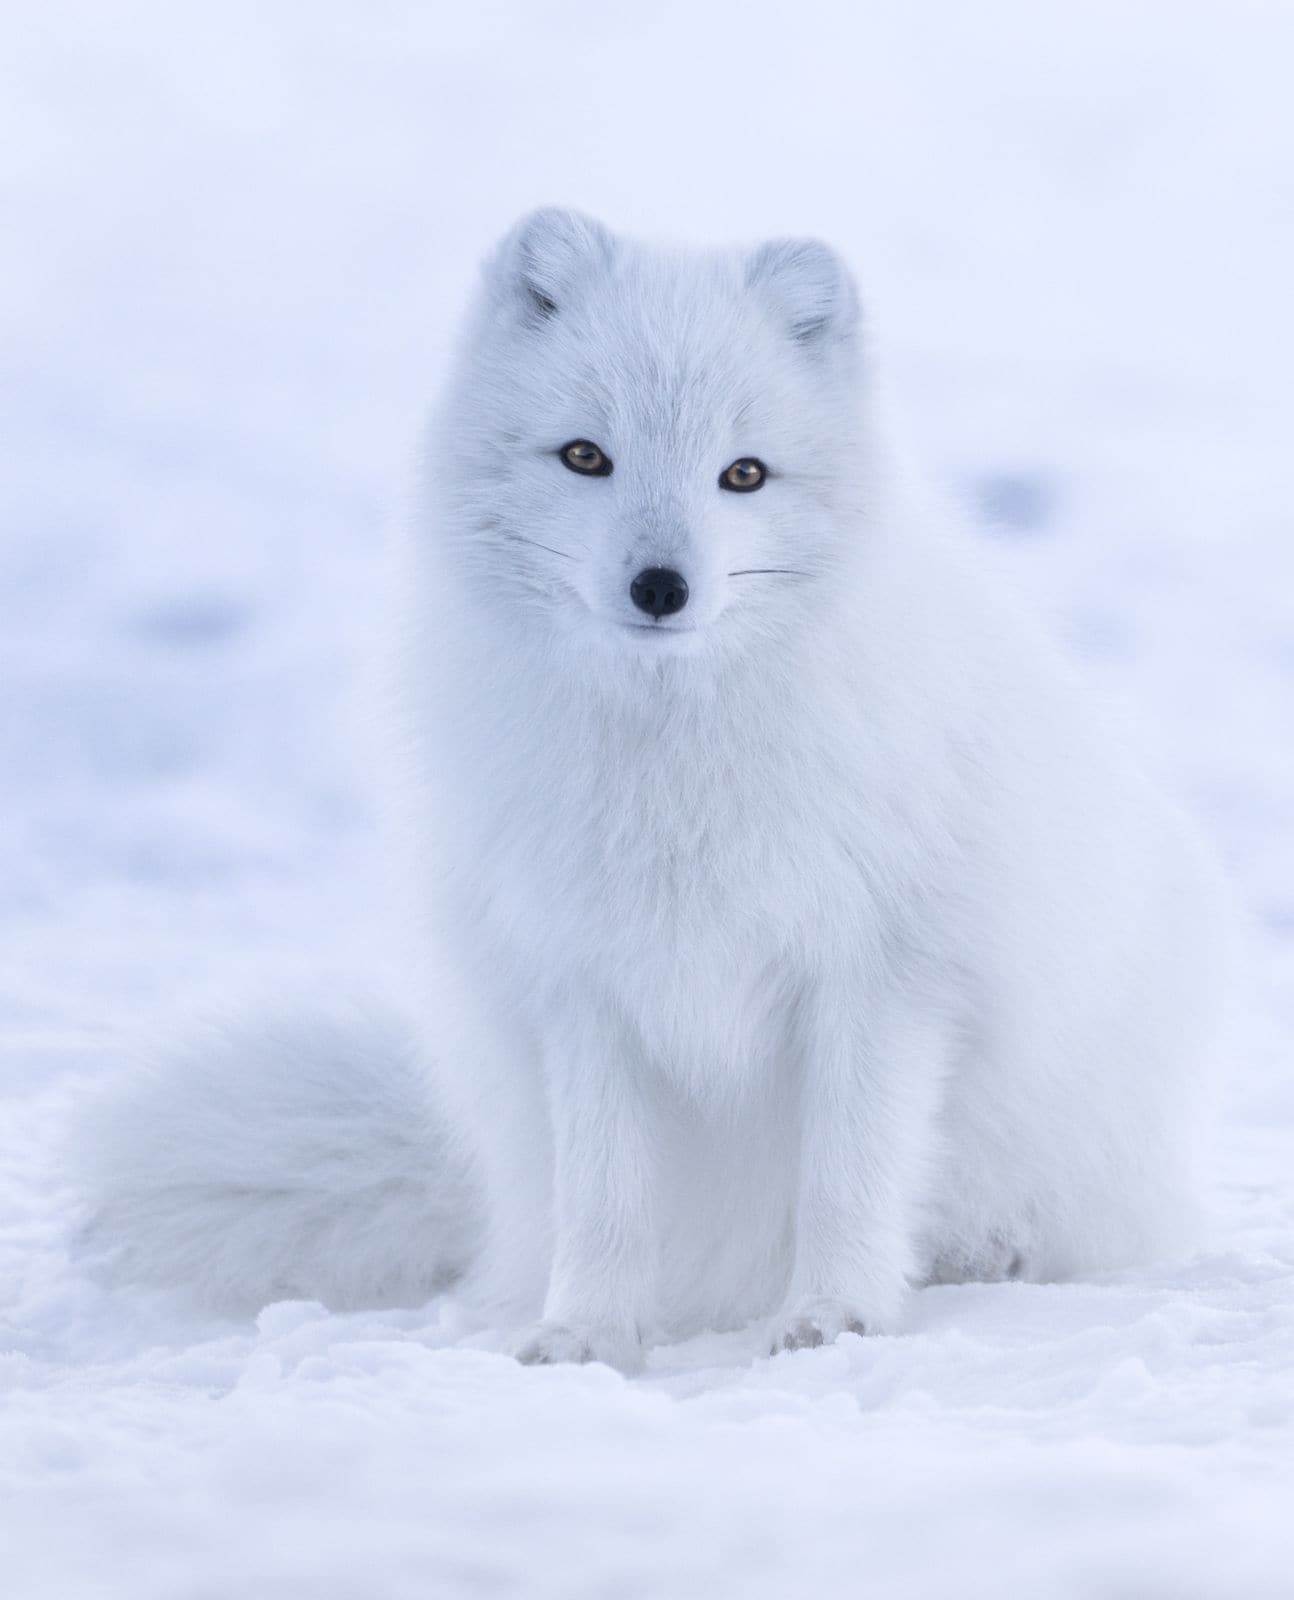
720,457,766,492
560,439,612,476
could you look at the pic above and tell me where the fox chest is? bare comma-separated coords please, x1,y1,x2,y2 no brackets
514,842,806,1087
458,731,877,1077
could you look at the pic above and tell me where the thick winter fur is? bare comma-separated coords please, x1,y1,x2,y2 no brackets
77,1005,479,1313
80,211,1224,1369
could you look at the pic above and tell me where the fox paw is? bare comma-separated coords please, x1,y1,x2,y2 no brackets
512,1320,642,1373
771,1296,873,1354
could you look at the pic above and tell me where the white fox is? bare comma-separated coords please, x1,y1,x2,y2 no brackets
81,210,1225,1370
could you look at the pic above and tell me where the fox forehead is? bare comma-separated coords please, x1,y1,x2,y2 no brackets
509,262,833,457
454,210,863,488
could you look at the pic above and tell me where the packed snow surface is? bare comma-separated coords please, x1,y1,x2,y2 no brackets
3,3,1293,1595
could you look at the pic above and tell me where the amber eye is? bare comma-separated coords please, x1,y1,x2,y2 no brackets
720,457,766,492
560,439,612,476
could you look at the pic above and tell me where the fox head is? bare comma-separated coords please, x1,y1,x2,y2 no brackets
431,208,868,661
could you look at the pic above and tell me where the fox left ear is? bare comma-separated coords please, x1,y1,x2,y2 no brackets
746,238,860,348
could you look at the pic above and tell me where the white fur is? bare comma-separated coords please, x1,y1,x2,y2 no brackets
80,210,1225,1370
76,1003,479,1313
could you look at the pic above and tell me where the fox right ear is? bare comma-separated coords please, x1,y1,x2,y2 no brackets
490,207,616,322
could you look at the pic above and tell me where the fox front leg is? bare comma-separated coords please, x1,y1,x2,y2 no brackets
773,984,949,1353
513,1013,657,1373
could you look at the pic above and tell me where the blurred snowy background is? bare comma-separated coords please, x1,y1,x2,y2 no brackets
3,2,1292,1596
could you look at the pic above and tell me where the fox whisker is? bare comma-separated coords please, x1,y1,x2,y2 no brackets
504,533,578,562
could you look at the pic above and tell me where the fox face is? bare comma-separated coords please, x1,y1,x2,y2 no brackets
438,209,867,657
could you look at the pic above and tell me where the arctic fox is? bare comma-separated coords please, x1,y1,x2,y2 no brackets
82,209,1224,1370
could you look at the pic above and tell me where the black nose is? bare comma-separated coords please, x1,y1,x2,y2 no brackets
629,567,689,619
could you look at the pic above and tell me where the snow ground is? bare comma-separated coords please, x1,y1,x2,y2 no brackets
3,2,1293,1595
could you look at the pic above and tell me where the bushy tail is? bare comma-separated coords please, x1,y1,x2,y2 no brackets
74,1001,480,1315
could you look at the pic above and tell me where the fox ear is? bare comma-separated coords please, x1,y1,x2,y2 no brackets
746,238,860,347
491,207,615,322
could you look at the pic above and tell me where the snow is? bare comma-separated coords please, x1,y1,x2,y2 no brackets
3,2,1293,1595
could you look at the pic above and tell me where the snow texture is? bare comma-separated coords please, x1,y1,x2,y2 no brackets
3,2,1293,1596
